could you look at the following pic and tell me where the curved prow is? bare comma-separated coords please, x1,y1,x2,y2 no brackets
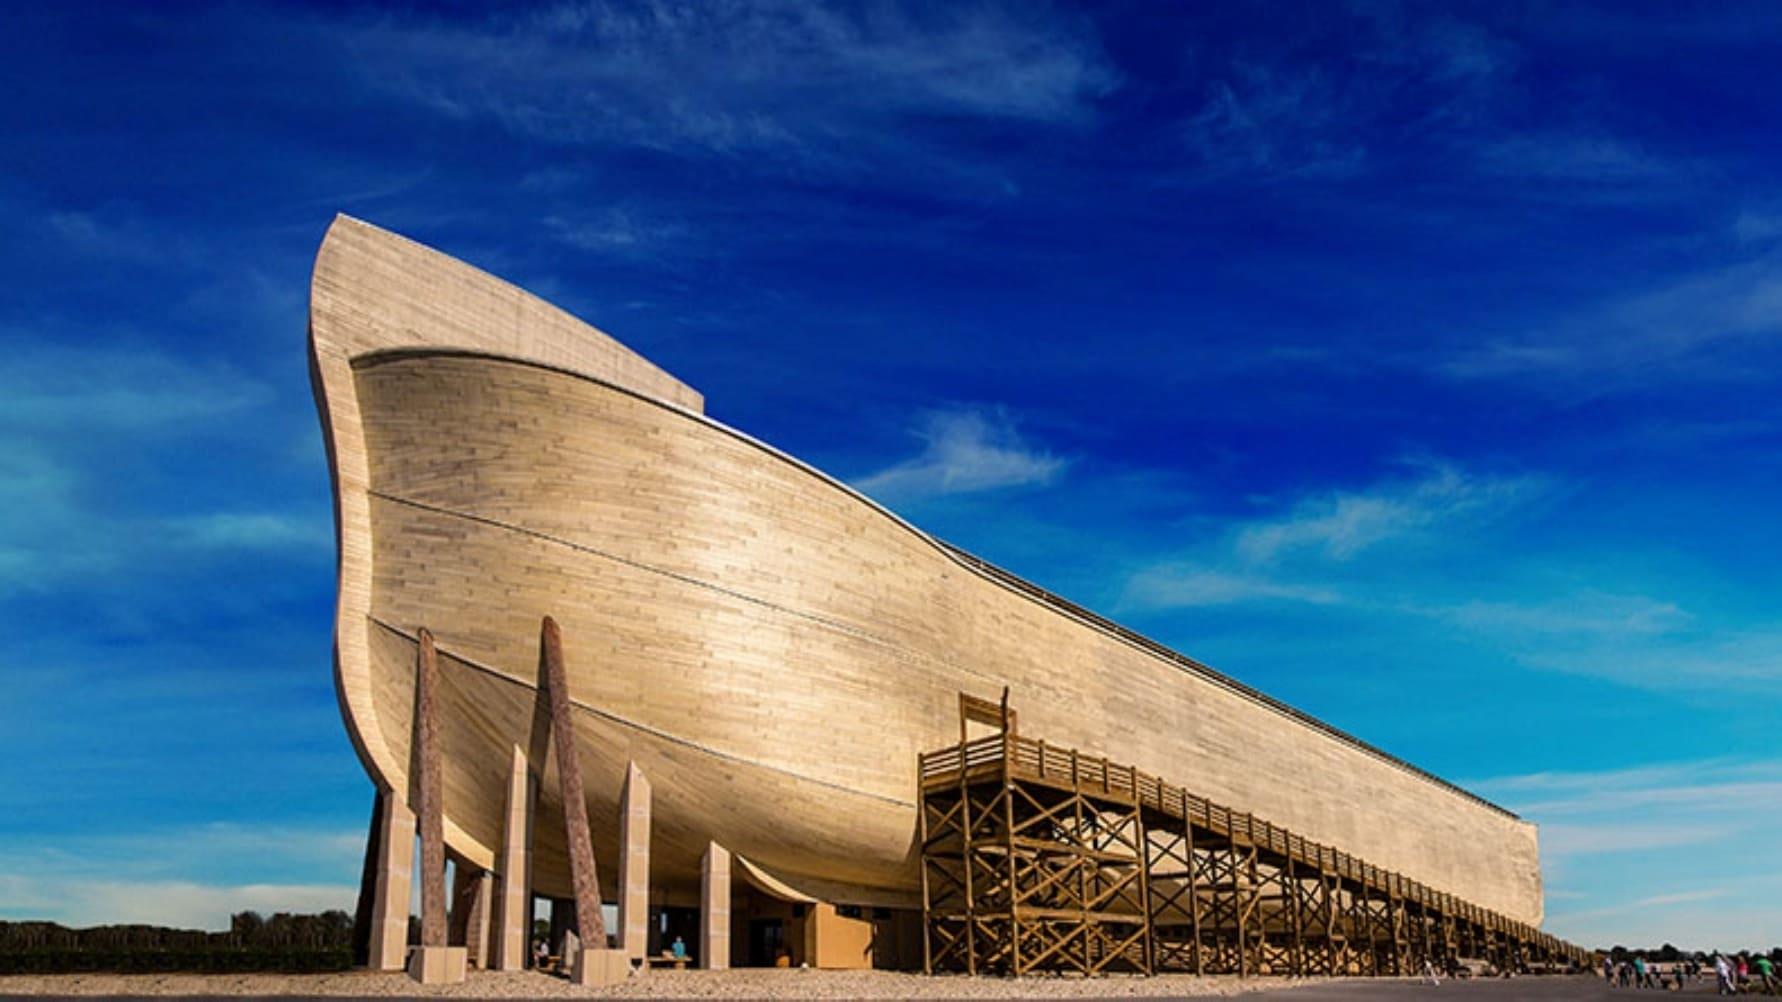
310,214,701,411
309,213,701,809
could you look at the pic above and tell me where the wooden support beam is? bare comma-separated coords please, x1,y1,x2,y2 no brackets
913,729,1582,979
414,628,448,949
539,616,605,947
1187,820,1204,976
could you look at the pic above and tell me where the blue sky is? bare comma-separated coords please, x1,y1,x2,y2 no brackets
3,0,1780,951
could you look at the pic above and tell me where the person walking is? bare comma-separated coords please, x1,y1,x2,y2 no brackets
1603,955,1616,984
1634,955,1648,989
1716,953,1734,996
1754,953,1776,994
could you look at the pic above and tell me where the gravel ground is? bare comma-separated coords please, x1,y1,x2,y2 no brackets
0,968,1346,998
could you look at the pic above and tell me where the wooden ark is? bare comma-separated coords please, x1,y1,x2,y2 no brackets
308,215,1544,942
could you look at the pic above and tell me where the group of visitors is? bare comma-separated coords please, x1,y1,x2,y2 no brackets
1601,952,1779,995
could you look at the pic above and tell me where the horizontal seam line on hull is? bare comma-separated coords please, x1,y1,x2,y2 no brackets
370,490,925,656
354,351,1515,822
367,484,1515,823
366,614,914,809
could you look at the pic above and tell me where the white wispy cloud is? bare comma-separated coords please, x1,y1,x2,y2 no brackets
0,823,364,929
1422,593,1692,638
1518,624,1782,689
1441,253,1782,384
854,407,1067,504
0,446,327,596
1177,11,1523,181
0,340,271,431
1121,567,1341,610
167,513,333,552
1474,134,1673,183
545,207,690,256
1234,460,1548,562
328,0,1115,163
1118,458,1549,612
1468,759,1782,948
1540,822,1734,856
1181,63,1367,180
0,877,356,931
1733,208,1782,244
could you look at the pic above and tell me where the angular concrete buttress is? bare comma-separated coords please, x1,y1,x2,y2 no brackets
491,745,536,971
618,762,652,961
701,842,731,971
368,792,415,971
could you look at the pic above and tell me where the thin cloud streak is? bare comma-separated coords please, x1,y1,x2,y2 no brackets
1234,461,1548,562
0,876,356,931
329,1,1116,160
854,407,1068,505
1122,568,1341,609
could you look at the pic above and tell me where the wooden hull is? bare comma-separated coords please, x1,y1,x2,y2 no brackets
310,216,1543,923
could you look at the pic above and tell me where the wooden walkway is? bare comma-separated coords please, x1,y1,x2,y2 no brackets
918,726,1588,978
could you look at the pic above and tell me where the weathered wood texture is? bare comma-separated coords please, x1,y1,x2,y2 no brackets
311,217,1544,927
540,616,605,945
414,628,447,948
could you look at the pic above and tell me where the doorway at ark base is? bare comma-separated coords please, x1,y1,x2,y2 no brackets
311,215,1585,981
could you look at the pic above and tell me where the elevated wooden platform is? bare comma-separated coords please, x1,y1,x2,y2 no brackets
918,728,1587,978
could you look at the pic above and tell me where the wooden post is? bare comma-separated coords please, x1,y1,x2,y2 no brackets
959,742,977,976
405,629,467,984
540,616,605,946
618,761,652,962
1286,853,1303,977
701,842,731,970
415,629,448,949
1186,820,1204,976
491,745,535,971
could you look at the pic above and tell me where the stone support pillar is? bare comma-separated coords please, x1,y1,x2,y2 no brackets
491,745,536,971
367,791,415,972
618,762,652,961
701,842,731,971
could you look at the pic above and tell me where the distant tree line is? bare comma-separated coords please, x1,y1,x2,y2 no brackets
0,911,354,974
1604,943,1782,965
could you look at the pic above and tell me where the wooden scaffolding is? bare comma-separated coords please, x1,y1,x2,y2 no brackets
919,717,1588,978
